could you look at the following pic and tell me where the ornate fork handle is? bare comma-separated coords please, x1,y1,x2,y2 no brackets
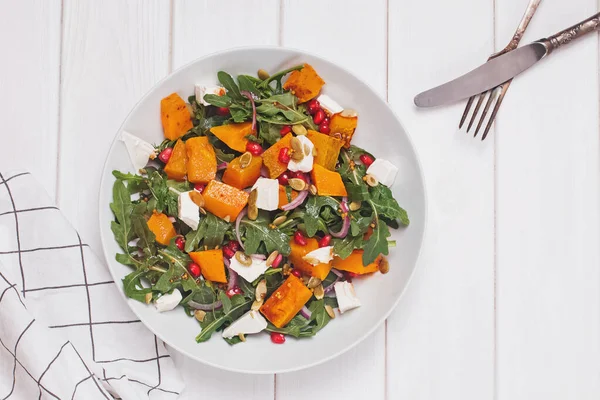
540,12,600,54
494,0,542,58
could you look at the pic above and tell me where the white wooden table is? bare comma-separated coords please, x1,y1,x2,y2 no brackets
2,0,599,398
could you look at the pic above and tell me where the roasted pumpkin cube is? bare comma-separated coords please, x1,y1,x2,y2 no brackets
202,180,249,221
210,122,253,153
164,139,188,181
186,136,216,184
278,185,299,210
329,110,358,148
260,275,313,328
311,164,347,197
332,250,381,275
262,133,293,178
222,155,263,189
288,238,332,280
307,130,343,170
189,249,227,283
147,210,177,246
161,93,193,140
282,64,325,103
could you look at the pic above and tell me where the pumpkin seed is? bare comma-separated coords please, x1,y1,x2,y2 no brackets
303,143,311,156
239,151,253,168
325,304,336,319
313,283,324,300
251,299,263,311
199,207,207,215
292,124,307,136
341,108,358,118
290,137,303,153
255,279,267,301
235,251,252,267
266,251,279,267
308,184,317,196
288,178,307,191
144,292,153,304
257,68,270,80
349,201,361,211
223,215,231,223
273,215,287,226
186,103,194,116
301,275,310,285
364,174,379,187
189,191,205,207
248,204,258,220
248,188,258,207
378,257,390,274
238,333,246,342
312,147,318,157
291,150,304,162
307,276,322,289
194,309,206,322
304,256,320,266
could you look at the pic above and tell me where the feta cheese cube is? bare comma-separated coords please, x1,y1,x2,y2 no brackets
251,178,279,211
195,84,226,106
178,191,200,230
334,281,361,313
366,159,398,187
302,246,334,265
317,94,343,115
120,131,156,172
229,255,269,282
287,135,314,173
155,290,182,312
222,310,268,339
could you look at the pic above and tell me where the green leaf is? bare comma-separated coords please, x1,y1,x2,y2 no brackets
214,147,236,164
196,296,252,342
307,299,331,335
369,185,409,225
338,150,370,201
155,245,201,294
184,218,206,253
258,121,284,146
362,221,390,265
304,196,340,237
240,213,291,256
217,71,242,100
229,104,252,123
203,213,232,248
257,64,303,90
131,213,156,256
203,93,232,108
237,75,259,95
122,269,152,302
332,236,364,260
266,315,311,338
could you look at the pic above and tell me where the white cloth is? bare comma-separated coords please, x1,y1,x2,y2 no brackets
0,171,184,399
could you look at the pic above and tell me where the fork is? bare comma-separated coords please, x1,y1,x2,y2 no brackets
459,0,542,140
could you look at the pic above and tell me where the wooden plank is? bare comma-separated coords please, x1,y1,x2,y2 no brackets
495,2,600,398
171,1,279,398
387,0,495,399
276,1,387,399
0,0,61,199
57,0,170,253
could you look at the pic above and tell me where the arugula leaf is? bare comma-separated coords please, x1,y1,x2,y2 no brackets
338,150,370,201
258,122,283,146
237,75,259,95
332,236,364,260
203,213,232,248
229,104,252,123
257,64,304,92
350,211,372,236
196,292,252,342
155,245,201,294
240,213,291,256
110,180,145,268
217,71,242,100
122,268,152,302
304,196,340,237
266,315,311,337
369,185,410,225
362,220,390,265
214,147,235,164
203,94,232,108
131,213,155,256
146,171,179,216
307,299,331,335
184,218,206,253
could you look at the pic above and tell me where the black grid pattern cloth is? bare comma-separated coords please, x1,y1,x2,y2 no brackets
0,171,184,399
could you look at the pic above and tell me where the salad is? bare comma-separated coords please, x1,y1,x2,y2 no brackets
111,63,409,345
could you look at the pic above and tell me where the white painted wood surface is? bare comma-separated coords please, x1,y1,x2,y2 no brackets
1,0,599,399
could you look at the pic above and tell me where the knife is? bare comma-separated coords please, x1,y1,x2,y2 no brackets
414,12,600,108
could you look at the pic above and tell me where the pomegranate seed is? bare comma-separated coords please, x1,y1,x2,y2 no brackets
193,183,205,193
158,147,173,163
226,286,243,298
290,171,309,182
271,253,283,268
223,247,235,259
188,262,201,278
291,269,302,278
270,332,286,344
359,154,375,167
280,125,292,135
322,116,330,125
294,231,307,246
278,172,290,186
345,271,358,280
318,235,332,248
278,148,291,164
246,141,263,156
175,236,185,251
216,107,230,116
222,241,240,259
306,99,320,115
313,109,325,125
228,241,241,252
319,123,331,134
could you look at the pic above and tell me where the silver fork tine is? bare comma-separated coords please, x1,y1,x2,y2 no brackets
459,96,475,129
467,93,486,132
474,88,498,137
481,82,511,140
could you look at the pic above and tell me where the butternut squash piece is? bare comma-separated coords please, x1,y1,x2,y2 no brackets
209,122,253,153
189,249,227,283
262,133,293,178
332,250,381,275
202,180,249,221
288,238,332,280
310,164,347,197
260,274,313,328
306,130,343,170
278,185,299,210
185,136,216,184
329,110,358,148
164,140,188,181
147,210,177,246
222,155,263,189
282,64,325,103
161,93,193,140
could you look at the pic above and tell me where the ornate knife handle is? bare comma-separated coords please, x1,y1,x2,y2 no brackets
539,12,600,54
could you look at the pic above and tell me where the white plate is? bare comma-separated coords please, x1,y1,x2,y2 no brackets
98,47,427,374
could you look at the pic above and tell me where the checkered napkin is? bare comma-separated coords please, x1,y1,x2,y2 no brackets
0,171,184,399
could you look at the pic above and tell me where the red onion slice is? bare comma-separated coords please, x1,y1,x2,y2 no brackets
331,268,344,278
330,197,350,238
340,197,349,213
260,166,269,177
235,208,247,250
300,305,312,319
250,254,266,260
281,190,308,211
217,162,228,171
241,90,257,133
188,299,223,310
